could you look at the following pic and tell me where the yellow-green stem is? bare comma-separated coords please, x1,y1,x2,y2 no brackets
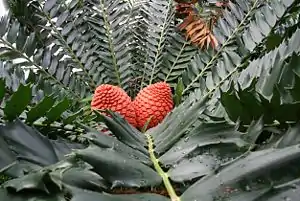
145,133,180,201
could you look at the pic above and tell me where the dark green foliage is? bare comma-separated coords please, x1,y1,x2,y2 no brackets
0,69,88,141
1,114,300,200
26,95,56,123
4,84,32,121
0,120,84,178
221,29,300,125
1,0,300,200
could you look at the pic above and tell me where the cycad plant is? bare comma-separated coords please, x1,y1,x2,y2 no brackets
1,0,300,200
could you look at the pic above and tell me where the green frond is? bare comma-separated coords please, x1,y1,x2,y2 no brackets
180,0,296,97
140,0,176,87
159,32,198,85
221,28,300,125
0,61,91,141
125,1,149,96
0,9,92,101
86,0,135,91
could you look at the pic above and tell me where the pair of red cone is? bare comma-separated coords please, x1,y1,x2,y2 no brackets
91,82,174,130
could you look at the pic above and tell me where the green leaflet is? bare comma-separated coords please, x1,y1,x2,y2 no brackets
4,84,32,121
181,144,300,201
44,98,70,124
26,95,56,123
0,120,84,169
0,78,79,136
173,78,184,106
95,111,147,150
0,79,5,101
75,146,162,188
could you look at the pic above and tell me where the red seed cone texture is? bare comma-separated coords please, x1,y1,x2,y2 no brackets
133,82,174,130
91,84,137,127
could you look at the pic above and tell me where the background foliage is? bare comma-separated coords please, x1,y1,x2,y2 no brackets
1,0,300,200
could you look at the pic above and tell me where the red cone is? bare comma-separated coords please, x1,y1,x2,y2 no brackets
133,82,173,130
91,84,137,127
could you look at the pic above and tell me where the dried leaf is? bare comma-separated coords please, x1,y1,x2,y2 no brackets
176,0,224,49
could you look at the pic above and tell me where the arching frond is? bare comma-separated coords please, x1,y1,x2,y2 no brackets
180,0,296,97
139,0,176,87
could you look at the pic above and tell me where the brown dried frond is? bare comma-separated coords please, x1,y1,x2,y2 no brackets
175,0,197,17
175,3,194,16
174,1,230,49
178,15,218,49
215,1,229,8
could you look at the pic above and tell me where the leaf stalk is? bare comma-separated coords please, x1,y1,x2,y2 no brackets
145,133,180,201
